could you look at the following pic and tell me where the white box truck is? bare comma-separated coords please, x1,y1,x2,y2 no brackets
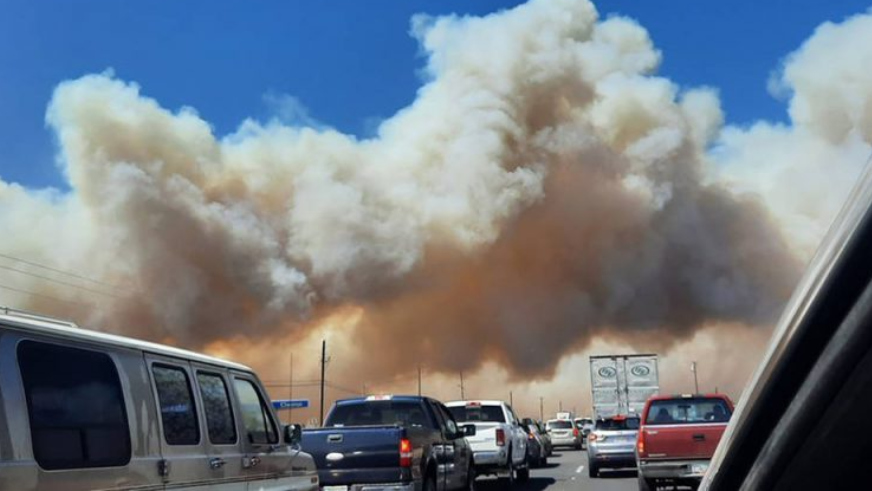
590,354,659,419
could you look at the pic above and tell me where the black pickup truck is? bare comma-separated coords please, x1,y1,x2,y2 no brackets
302,395,477,491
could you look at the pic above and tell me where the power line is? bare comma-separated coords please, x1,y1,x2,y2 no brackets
0,252,128,291
0,282,89,308
326,382,360,395
0,264,124,299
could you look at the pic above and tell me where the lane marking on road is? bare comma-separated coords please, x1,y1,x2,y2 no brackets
575,465,584,473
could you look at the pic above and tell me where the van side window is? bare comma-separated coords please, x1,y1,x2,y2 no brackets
197,372,237,444
17,340,131,470
233,378,278,444
153,365,200,445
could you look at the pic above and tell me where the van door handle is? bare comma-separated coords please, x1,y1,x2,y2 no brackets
209,458,226,469
693,434,706,442
243,456,261,469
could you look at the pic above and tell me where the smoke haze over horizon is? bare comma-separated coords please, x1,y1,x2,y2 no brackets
1,0,871,401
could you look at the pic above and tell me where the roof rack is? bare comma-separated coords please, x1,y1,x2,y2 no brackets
0,306,78,329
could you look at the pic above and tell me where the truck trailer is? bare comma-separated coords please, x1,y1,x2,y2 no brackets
590,354,659,419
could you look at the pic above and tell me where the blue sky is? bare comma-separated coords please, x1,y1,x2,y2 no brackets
1,0,869,189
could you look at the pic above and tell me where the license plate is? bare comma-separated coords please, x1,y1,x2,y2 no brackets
323,486,348,491
690,463,709,475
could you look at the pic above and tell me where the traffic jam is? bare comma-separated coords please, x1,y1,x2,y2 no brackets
293,355,733,491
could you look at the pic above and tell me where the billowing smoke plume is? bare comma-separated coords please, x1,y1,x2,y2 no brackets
1,0,869,382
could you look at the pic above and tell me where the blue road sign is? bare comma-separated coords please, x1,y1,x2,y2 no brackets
272,399,310,410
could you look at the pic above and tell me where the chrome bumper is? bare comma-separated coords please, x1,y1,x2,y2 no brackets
638,459,710,479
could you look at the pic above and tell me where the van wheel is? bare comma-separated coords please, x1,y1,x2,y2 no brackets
637,474,654,491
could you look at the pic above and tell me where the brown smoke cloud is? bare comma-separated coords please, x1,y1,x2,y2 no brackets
1,0,870,390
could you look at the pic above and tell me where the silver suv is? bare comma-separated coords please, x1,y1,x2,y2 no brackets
587,416,640,478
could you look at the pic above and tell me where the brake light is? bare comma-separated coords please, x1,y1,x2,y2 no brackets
573,427,579,437
400,438,413,468
496,428,506,447
637,431,646,456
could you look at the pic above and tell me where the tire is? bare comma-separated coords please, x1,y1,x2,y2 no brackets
516,465,530,483
465,463,476,491
588,462,599,478
502,456,515,489
637,474,655,491
424,473,437,491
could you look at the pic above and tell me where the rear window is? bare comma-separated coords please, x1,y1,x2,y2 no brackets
327,401,433,428
18,341,131,470
645,398,732,425
448,405,506,423
547,420,573,429
595,417,640,430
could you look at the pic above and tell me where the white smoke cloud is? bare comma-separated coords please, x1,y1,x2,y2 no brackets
0,0,868,383
713,11,872,258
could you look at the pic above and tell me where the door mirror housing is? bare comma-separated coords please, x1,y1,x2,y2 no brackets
462,424,476,437
284,423,302,446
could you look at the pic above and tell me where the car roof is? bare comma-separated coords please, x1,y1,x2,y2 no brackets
0,307,251,372
335,395,429,405
445,400,506,406
647,393,732,402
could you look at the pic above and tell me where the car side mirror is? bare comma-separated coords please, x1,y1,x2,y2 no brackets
462,424,476,437
284,423,302,446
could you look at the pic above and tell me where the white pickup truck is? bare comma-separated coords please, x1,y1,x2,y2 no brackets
446,400,529,487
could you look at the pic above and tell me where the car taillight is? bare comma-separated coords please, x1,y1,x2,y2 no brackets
573,427,579,437
496,428,506,447
637,431,646,456
400,438,413,468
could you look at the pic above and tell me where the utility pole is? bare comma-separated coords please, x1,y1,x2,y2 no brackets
510,391,513,407
539,397,544,421
559,400,563,412
418,365,422,397
320,340,327,427
288,352,294,422
691,361,699,394
362,382,367,396
459,371,465,400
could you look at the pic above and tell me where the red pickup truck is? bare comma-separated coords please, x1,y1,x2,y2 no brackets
636,394,733,491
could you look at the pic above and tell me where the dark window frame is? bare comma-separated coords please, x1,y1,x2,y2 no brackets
196,370,238,446
151,363,201,446
17,339,132,470
232,377,279,445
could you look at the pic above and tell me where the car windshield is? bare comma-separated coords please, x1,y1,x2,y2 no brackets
326,401,431,428
547,420,573,429
448,405,505,423
595,417,640,430
645,398,732,425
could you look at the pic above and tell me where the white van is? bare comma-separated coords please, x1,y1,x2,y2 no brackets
0,307,319,491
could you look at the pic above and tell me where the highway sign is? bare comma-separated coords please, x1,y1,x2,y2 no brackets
272,399,310,410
